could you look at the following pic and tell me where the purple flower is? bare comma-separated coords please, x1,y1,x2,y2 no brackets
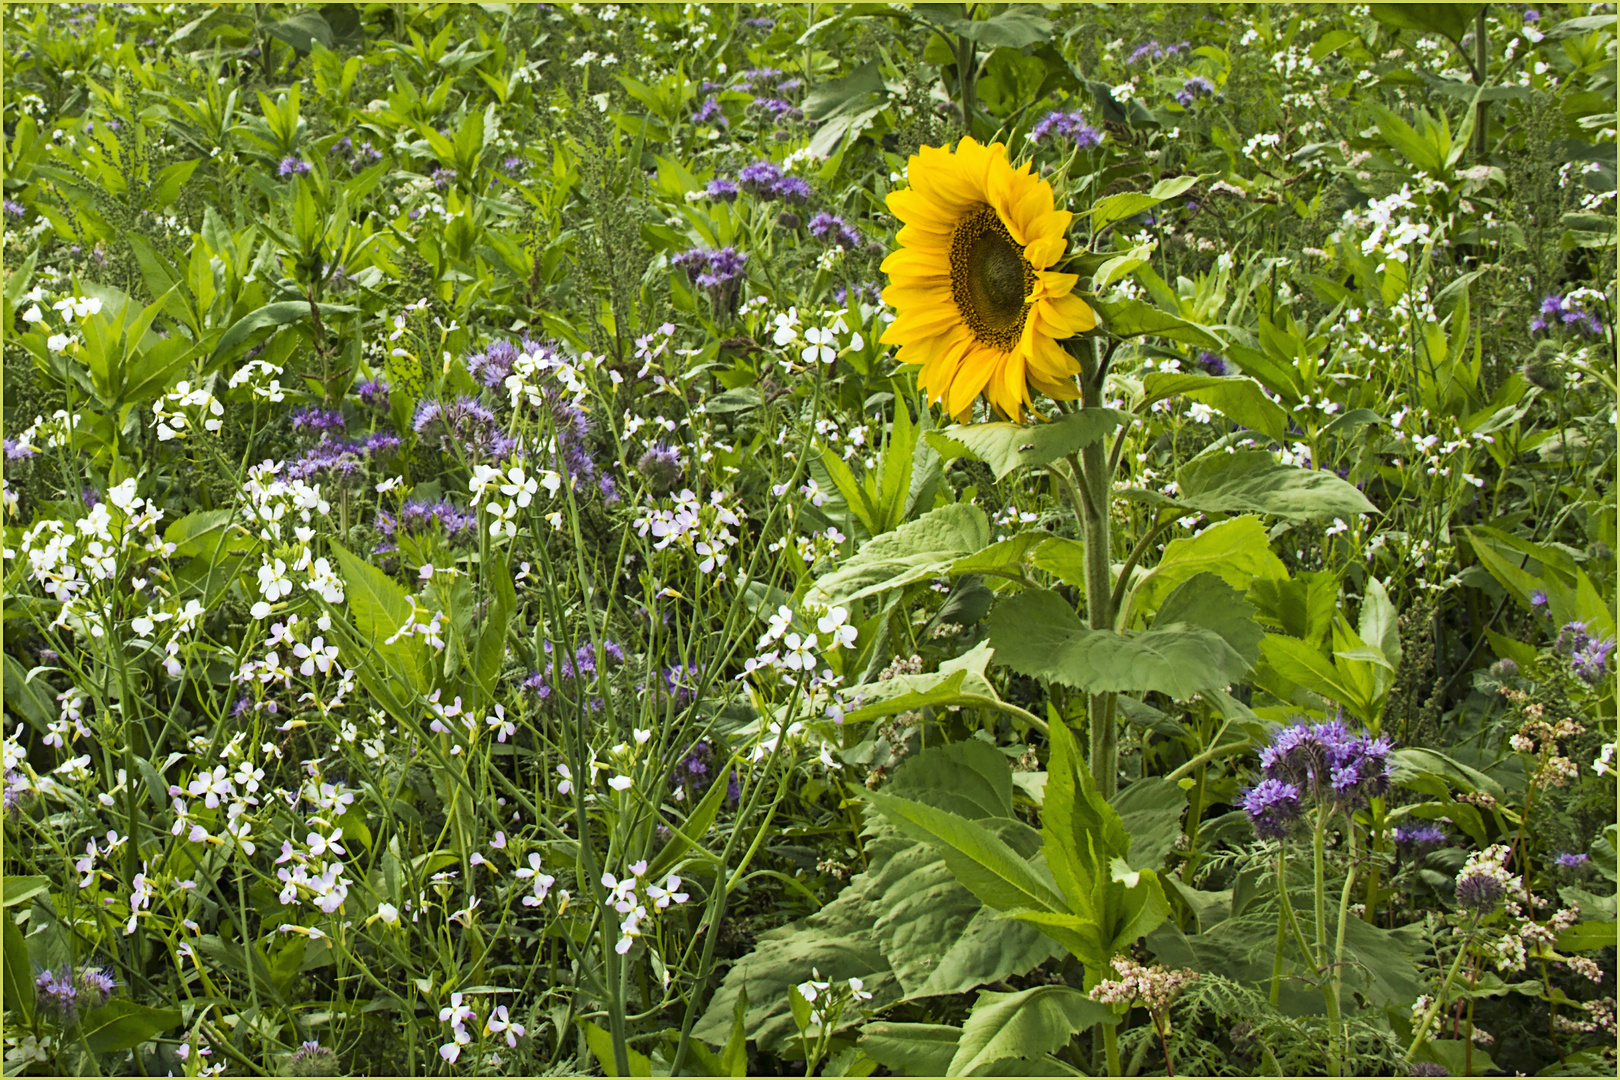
1028,108,1102,150
1556,620,1591,655
1242,778,1303,839
2,199,24,218
287,1040,336,1074
467,339,522,388
376,499,477,549
285,440,366,485
3,438,37,461
355,379,391,410
412,396,508,460
520,672,551,701
1394,822,1447,849
743,16,775,29
637,443,683,493
834,283,883,307
726,769,742,806
1555,852,1590,870
75,965,116,1009
776,77,803,93
2,772,27,818
751,97,802,121
1409,1065,1450,1077
1196,351,1233,376
502,155,525,172
1175,75,1216,107
808,211,864,250
706,178,740,202
291,407,347,437
1529,588,1549,610
277,156,312,178
1523,9,1540,22
693,96,726,126
430,168,458,190
737,159,783,195
34,968,78,1023
1258,717,1393,808
671,247,748,316
1454,872,1505,912
1533,294,1604,337
1572,635,1615,685
770,175,812,205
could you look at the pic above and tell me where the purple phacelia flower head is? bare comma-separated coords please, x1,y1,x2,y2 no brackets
291,406,347,437
1554,852,1590,870
737,159,783,195
355,379,390,410
1196,351,1234,376
278,156,312,178
34,967,78,1023
1572,635,1616,685
693,96,726,126
1454,872,1505,912
1394,822,1447,849
1028,109,1102,150
706,178,739,202
637,443,683,493
1242,777,1303,840
2,199,25,218
770,175,812,205
1175,75,1216,107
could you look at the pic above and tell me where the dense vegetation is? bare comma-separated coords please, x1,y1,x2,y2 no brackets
1,2,1615,1076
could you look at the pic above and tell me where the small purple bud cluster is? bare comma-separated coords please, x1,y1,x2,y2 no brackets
3,199,25,218
1175,75,1216,107
1028,109,1103,150
355,379,391,411
636,443,683,494
1196,351,1234,376
277,156,312,179
1394,822,1448,850
671,247,748,317
833,282,883,307
693,96,726,127
284,432,402,486
1127,39,1190,64
732,159,812,204
733,66,783,92
329,136,384,173
808,212,865,251
750,97,802,121
523,640,628,710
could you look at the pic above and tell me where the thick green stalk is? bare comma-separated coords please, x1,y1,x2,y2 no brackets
1077,346,1118,797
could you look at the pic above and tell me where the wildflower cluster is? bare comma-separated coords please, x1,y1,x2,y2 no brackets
1242,717,1395,837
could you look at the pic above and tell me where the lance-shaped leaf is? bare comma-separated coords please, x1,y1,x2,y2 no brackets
1091,296,1227,350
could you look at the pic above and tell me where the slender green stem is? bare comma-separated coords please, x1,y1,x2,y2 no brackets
1270,846,1289,1005
1312,805,1344,1077
1103,1020,1121,1078
1331,822,1359,1075
1405,918,1479,1059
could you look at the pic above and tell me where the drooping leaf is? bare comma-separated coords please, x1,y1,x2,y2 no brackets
3,912,33,1024
79,999,183,1055
806,504,990,607
925,409,1129,481
1091,296,1226,349
988,586,1257,699
858,1022,961,1076
1141,372,1289,445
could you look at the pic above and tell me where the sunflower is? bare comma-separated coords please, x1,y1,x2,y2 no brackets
880,137,1096,423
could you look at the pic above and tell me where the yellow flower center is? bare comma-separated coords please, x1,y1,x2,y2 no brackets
949,203,1035,352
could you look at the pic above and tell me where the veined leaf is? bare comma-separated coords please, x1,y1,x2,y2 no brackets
926,408,1128,481
948,986,1114,1076
1177,450,1377,520
1141,371,1288,444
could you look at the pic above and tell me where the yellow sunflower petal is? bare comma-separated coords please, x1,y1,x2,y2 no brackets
946,346,999,418
1023,235,1067,269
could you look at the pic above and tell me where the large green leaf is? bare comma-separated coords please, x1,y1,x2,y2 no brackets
806,503,989,607
862,790,1068,919
1130,516,1287,617
1176,450,1377,520
329,540,427,693
988,584,1257,699
3,912,33,1024
803,60,892,158
80,999,183,1054
1141,372,1288,445
2,876,52,909
925,409,1128,481
859,1022,962,1077
885,735,1013,821
1368,3,1485,44
1110,776,1188,874
947,986,1113,1076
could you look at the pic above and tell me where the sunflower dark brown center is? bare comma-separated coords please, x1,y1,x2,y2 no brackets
949,203,1036,351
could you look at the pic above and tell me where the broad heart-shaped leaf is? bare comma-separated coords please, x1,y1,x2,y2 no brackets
1176,450,1377,521
1090,296,1226,350
988,584,1257,700
1153,574,1265,666
1129,516,1287,619
948,986,1114,1076
925,409,1128,481
859,1022,962,1077
80,998,183,1054
806,503,989,608
908,3,1054,48
1141,371,1288,445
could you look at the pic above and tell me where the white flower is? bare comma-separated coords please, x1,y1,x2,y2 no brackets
771,307,802,346
500,466,539,507
816,607,857,650
556,763,574,795
486,1005,526,1048
376,902,400,925
801,326,838,364
782,632,818,672
609,774,633,792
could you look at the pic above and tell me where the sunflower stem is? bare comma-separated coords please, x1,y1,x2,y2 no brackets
1077,342,1117,798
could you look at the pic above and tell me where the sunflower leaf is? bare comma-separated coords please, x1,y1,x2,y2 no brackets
925,408,1129,481
1090,297,1226,350
1141,372,1289,444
